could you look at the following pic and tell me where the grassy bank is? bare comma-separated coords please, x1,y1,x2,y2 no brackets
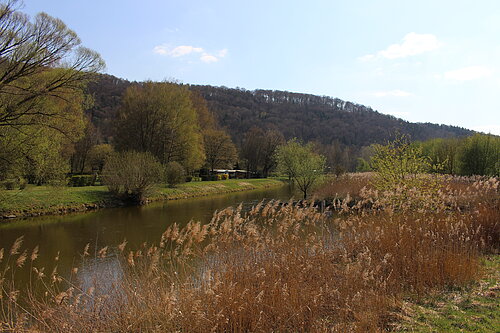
393,255,500,332
0,178,286,218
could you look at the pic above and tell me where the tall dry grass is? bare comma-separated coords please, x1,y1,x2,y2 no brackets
1,176,498,332
314,172,374,200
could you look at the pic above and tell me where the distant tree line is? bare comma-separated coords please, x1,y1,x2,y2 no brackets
81,77,474,174
357,134,499,177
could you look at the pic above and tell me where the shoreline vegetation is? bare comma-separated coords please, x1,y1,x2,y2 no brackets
1,173,497,332
0,178,286,220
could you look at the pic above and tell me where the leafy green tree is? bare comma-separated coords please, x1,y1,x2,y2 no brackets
356,157,372,172
260,129,284,177
101,151,163,204
0,82,87,180
458,134,499,176
115,82,205,171
203,129,237,173
70,122,99,174
88,144,113,174
21,133,70,185
0,0,104,131
276,139,326,199
165,161,186,187
420,137,461,174
240,127,264,177
0,0,103,181
371,136,443,210
241,127,284,177
371,137,433,189
190,90,217,131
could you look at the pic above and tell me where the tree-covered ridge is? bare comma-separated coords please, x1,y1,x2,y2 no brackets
85,74,473,149
190,85,473,147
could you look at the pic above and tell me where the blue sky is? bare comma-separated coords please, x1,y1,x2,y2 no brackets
24,0,500,134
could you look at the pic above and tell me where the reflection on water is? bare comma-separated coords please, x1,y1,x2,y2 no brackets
78,256,125,302
0,185,292,291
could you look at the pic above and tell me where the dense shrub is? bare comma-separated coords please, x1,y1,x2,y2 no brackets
221,173,229,180
24,152,69,186
1,179,17,190
0,177,27,190
69,175,96,187
204,175,220,181
165,161,186,187
101,151,163,204
18,178,26,190
88,144,114,173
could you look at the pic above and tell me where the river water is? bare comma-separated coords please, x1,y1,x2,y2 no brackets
0,185,292,292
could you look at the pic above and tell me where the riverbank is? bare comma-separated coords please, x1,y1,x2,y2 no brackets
0,178,286,219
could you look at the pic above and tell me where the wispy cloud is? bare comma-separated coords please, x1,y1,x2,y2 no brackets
153,45,203,57
371,90,413,97
360,33,441,61
443,66,493,81
217,49,228,58
153,44,228,63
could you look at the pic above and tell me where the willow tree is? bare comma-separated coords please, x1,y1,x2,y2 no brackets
0,0,104,130
0,0,104,180
115,82,205,171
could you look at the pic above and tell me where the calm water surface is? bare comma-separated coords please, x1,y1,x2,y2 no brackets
0,185,292,290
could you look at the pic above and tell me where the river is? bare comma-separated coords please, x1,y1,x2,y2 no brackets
0,185,292,293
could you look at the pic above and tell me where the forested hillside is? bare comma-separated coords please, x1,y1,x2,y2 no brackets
83,74,475,172
86,74,472,148
190,86,472,147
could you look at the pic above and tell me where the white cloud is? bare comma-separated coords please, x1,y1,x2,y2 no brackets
360,33,441,61
371,90,413,97
200,54,219,63
443,66,493,81
153,45,203,57
153,44,228,63
152,45,170,55
472,125,500,135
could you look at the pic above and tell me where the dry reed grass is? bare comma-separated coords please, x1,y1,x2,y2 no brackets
1,176,498,332
314,172,374,200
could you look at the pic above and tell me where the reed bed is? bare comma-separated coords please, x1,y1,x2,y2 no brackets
1,176,498,332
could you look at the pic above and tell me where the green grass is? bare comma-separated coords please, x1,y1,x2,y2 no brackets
154,178,285,200
0,178,286,218
393,255,500,332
